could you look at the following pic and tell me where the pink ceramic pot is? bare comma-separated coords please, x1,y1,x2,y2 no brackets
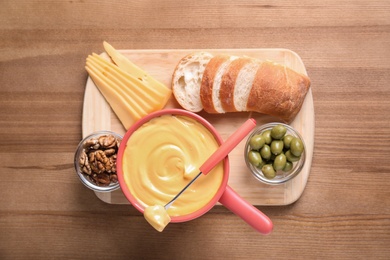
117,109,273,234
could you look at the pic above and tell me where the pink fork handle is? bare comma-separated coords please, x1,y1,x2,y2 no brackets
200,118,256,175
219,186,273,235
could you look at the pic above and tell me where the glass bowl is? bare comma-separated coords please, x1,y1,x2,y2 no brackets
244,123,306,185
74,130,122,192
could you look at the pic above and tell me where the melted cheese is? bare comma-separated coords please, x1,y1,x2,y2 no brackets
122,115,224,217
144,205,171,232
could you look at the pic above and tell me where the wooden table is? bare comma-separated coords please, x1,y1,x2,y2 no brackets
1,1,389,259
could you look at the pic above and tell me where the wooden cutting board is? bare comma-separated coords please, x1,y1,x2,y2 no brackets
82,48,314,206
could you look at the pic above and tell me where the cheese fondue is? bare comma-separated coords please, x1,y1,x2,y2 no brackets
122,115,224,217
143,205,171,232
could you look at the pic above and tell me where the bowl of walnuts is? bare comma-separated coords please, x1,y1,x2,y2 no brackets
74,131,122,192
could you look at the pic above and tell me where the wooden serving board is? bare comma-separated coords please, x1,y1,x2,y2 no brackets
82,48,314,206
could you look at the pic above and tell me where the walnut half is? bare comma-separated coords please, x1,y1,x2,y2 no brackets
79,134,121,187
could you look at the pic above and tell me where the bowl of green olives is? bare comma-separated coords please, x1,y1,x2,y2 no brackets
244,123,306,185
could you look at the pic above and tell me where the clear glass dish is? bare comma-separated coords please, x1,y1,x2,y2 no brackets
244,123,306,185
74,131,122,192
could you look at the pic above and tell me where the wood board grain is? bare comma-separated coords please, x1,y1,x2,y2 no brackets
82,48,314,205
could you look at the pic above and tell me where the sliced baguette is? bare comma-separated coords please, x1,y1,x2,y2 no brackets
211,56,238,113
200,55,230,113
172,53,311,123
172,52,213,112
234,60,261,111
219,57,258,112
247,61,311,122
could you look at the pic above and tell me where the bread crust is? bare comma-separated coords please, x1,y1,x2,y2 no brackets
172,53,311,122
246,61,311,123
200,55,230,113
219,57,252,112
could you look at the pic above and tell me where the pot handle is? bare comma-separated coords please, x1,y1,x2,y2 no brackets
219,185,273,235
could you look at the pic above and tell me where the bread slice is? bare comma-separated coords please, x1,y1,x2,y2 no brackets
246,61,311,122
219,57,257,112
211,56,238,113
233,60,261,111
172,52,213,112
200,55,231,113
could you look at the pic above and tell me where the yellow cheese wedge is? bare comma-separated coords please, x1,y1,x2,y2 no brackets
87,55,154,114
85,66,138,128
85,45,172,129
104,42,161,85
103,42,171,106
89,54,165,109
86,57,144,126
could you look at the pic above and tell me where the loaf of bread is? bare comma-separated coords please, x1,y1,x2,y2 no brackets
171,52,311,122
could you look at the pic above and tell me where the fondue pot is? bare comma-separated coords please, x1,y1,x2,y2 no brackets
117,109,273,235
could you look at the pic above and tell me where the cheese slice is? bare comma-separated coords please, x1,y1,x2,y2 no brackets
103,41,166,88
87,55,154,113
85,45,172,130
85,66,139,128
86,61,145,120
90,54,167,107
103,42,171,104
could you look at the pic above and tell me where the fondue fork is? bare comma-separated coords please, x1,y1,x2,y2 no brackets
164,118,257,210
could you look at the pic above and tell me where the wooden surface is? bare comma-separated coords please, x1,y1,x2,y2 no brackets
1,0,390,259
83,48,315,206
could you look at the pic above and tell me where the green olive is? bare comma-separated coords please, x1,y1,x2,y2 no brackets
246,125,303,179
262,164,276,179
262,130,272,144
271,140,284,155
290,137,304,157
249,134,265,150
283,161,293,172
271,124,287,140
273,153,287,171
248,150,263,167
285,150,300,162
260,144,271,160
283,135,294,149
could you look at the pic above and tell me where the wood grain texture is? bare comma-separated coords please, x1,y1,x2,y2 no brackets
1,0,390,259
